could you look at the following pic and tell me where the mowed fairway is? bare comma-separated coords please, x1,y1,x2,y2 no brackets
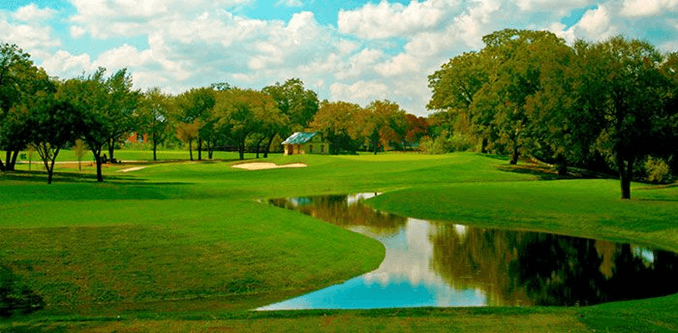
2,152,678,332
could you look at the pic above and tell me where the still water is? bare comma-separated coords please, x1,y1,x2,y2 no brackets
257,193,678,310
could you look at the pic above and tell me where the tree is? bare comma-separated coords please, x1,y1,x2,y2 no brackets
25,93,81,184
569,37,677,199
474,29,569,164
262,78,319,157
0,43,52,171
404,114,430,148
57,68,109,182
175,87,216,160
309,101,361,154
355,100,407,154
176,121,200,161
428,51,490,152
73,139,87,171
104,68,140,162
138,87,173,161
214,88,281,160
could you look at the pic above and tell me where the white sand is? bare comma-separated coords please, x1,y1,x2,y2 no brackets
232,162,307,170
117,166,147,173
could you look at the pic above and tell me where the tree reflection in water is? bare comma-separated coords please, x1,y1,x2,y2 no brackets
430,224,678,306
265,194,678,308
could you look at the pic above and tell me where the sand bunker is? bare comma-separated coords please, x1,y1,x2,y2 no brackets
118,166,147,173
232,162,307,170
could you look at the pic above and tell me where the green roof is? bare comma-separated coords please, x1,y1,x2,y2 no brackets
282,132,319,145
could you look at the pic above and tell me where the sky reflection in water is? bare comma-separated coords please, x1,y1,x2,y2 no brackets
257,194,678,310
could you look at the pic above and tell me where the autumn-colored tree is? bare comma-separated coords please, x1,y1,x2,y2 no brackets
354,100,407,154
175,87,216,160
176,121,200,161
309,101,360,154
404,114,430,148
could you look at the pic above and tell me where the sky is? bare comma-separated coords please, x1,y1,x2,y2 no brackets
1,0,677,116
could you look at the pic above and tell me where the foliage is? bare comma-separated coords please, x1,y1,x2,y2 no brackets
309,101,361,154
138,87,174,161
645,157,673,183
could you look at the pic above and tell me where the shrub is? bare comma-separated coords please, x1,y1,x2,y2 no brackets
646,157,673,183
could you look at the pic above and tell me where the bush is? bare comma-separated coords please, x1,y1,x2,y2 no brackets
420,133,474,155
646,157,673,183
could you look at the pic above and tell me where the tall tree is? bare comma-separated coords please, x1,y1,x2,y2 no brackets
0,43,51,171
309,101,361,155
104,68,140,162
175,87,216,160
355,100,407,154
262,78,319,157
474,29,569,164
58,68,110,182
428,51,490,152
138,87,173,161
569,37,677,199
214,88,281,160
25,92,82,184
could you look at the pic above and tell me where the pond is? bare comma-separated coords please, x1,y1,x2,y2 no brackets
257,193,678,310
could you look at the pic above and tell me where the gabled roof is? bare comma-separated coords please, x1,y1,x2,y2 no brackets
282,132,320,145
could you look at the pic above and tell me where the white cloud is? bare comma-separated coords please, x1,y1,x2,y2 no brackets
70,26,86,38
330,81,389,104
277,0,303,7
338,0,451,39
572,5,617,41
41,50,94,78
94,44,154,69
375,54,420,77
620,0,678,17
12,4,57,21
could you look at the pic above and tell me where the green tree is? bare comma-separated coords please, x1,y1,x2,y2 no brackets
58,68,112,182
0,43,52,171
309,101,361,155
138,87,173,161
214,88,281,160
474,29,569,164
262,78,319,157
25,92,82,184
428,51,490,152
102,68,140,162
569,37,677,199
175,87,216,160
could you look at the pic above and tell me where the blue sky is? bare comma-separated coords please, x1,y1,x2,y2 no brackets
1,0,677,116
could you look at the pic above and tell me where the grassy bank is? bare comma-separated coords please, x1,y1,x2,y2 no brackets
1,152,677,332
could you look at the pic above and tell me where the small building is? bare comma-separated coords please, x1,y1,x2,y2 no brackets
282,132,330,155
127,132,148,144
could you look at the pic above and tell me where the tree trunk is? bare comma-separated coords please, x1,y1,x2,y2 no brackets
93,149,104,182
263,134,276,158
255,137,265,159
198,138,202,161
238,142,245,160
0,157,5,171
556,155,568,176
188,139,193,161
509,145,519,165
153,138,158,161
108,138,115,162
4,150,20,171
617,156,634,200
481,137,488,154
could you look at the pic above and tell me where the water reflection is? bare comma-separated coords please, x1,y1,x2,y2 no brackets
258,194,678,310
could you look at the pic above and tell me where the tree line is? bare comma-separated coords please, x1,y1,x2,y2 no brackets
0,42,430,184
428,29,678,199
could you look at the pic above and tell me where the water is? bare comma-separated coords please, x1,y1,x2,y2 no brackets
257,193,678,310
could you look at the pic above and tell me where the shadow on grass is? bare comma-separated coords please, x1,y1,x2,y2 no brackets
0,170,194,187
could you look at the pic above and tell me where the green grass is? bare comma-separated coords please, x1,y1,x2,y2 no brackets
1,151,678,332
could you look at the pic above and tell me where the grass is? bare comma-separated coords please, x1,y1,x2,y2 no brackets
1,150,677,332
